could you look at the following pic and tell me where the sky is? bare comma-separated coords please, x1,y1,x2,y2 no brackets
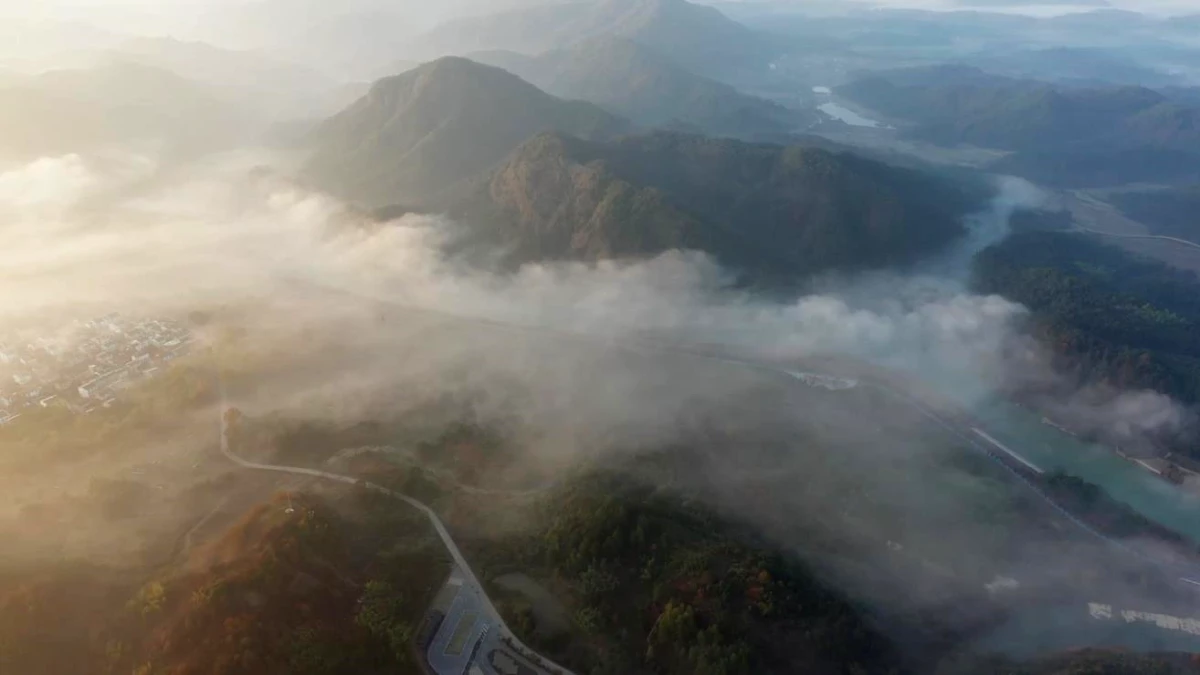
746,0,1199,13
4,0,1199,21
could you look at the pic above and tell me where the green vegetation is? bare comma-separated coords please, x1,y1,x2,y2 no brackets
477,472,903,675
0,487,449,675
304,56,630,209
1042,471,1186,543
455,130,979,285
973,232,1200,407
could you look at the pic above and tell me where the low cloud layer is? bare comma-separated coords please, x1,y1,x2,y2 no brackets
4,150,1199,648
0,152,1189,452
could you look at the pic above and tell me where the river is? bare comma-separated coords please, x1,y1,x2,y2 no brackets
972,397,1200,545
812,84,889,129
967,396,1200,655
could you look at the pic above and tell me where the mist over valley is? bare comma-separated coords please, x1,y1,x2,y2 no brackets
5,2,1200,674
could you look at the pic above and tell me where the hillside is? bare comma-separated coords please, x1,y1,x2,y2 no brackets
474,472,904,675
1111,185,1200,241
837,67,1200,187
450,131,977,282
304,57,630,209
0,488,449,675
470,38,804,136
0,61,252,160
973,231,1200,450
110,37,354,118
405,0,776,80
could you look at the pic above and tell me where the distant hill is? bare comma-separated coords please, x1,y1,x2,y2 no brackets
838,66,1200,187
469,38,804,137
967,47,1181,88
1162,87,1200,107
0,61,253,161
304,57,631,209
111,37,354,119
449,131,977,282
1110,185,1200,241
405,0,777,80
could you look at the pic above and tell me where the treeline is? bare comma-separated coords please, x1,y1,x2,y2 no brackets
0,488,449,675
973,232,1200,407
480,473,904,675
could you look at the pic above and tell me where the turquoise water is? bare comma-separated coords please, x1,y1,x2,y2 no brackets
966,399,1200,654
972,398,1200,546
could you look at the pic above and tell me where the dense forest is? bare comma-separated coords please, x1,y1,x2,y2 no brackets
973,232,1200,409
0,487,448,675
452,130,982,285
472,472,906,675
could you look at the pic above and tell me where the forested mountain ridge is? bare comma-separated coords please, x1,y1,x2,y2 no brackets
973,231,1200,407
449,131,978,282
304,57,631,209
475,472,906,675
837,66,1200,187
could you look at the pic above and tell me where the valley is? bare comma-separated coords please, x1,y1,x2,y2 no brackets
5,0,1200,673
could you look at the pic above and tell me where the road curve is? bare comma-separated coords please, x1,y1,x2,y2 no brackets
1076,226,1200,251
221,281,1200,624
215,375,578,675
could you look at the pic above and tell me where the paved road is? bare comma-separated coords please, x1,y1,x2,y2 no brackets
1076,225,1200,251
777,363,1200,589
215,374,577,675
214,282,1200,652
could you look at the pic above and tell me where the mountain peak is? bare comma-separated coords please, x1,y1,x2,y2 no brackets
377,55,525,91
307,57,629,209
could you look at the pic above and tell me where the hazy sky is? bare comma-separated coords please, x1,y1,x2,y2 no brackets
5,0,1199,21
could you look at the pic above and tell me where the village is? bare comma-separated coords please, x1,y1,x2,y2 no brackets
0,313,190,424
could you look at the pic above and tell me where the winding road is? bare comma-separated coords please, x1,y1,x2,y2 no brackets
211,285,1200,670
215,373,578,675
1076,225,1200,252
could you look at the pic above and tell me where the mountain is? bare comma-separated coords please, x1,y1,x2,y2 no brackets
304,57,631,209
1110,185,1200,241
0,61,253,161
449,131,977,282
1163,87,1200,107
110,37,352,119
974,231,1200,410
469,38,804,137
405,0,777,80
838,67,1200,187
967,47,1181,87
